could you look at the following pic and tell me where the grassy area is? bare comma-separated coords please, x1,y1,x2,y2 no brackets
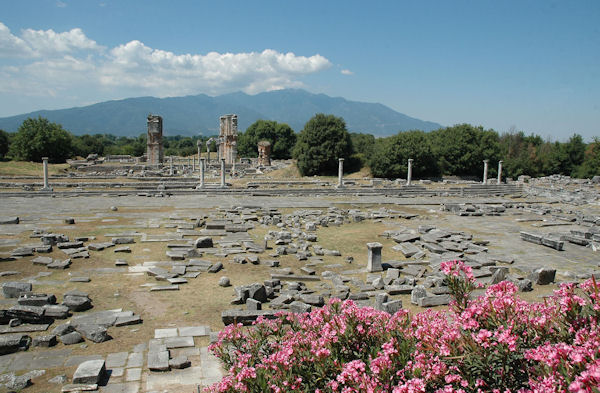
0,161,70,176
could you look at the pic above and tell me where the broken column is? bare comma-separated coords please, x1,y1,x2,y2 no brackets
257,141,272,166
406,158,413,186
219,115,238,165
497,160,503,184
366,242,383,272
41,157,52,191
192,156,196,171
482,159,489,185
220,158,226,187
146,114,164,165
169,156,174,176
337,158,344,188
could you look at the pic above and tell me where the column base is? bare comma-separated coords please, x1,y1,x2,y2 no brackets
40,187,53,192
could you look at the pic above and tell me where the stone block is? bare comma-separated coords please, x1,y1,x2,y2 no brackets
2,282,32,299
72,359,105,384
147,350,170,371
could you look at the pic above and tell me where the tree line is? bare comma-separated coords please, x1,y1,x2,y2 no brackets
0,115,598,179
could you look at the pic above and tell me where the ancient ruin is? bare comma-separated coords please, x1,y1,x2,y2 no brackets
146,114,164,165
218,114,237,165
257,140,271,166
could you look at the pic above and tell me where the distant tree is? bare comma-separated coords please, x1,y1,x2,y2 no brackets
292,114,353,176
350,133,376,156
0,129,9,159
8,117,74,163
73,134,110,157
369,130,440,179
430,124,500,176
573,137,600,178
238,120,296,159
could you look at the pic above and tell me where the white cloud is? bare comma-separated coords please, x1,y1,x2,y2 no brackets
0,22,100,58
56,1,67,8
22,27,100,55
0,21,334,112
341,69,354,75
0,22,34,57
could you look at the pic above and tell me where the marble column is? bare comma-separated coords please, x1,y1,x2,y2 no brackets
482,159,489,185
406,158,414,186
497,160,503,184
220,158,226,187
337,158,344,188
169,156,174,176
41,157,52,191
199,158,205,188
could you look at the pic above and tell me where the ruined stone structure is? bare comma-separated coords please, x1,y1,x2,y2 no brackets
146,114,164,165
257,141,272,166
218,115,237,165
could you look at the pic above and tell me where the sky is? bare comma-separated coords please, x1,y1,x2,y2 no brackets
0,0,598,141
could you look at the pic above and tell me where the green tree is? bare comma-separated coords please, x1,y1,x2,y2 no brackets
292,114,353,176
573,137,600,178
350,133,376,156
369,130,440,179
8,117,74,163
0,129,9,159
238,120,296,159
430,124,500,177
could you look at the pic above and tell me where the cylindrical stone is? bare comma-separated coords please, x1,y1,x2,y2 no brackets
42,157,50,189
482,159,489,185
338,158,344,188
199,158,205,188
497,160,503,184
220,159,226,187
406,158,414,186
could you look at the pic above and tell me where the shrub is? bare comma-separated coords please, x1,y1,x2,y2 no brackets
208,260,600,393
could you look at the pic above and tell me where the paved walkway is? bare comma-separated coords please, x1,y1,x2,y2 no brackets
0,325,223,392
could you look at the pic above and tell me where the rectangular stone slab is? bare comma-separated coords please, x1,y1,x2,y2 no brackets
221,309,278,325
164,336,195,348
147,350,170,371
72,359,106,384
270,274,320,281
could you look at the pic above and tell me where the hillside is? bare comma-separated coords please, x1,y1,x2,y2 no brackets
0,89,442,136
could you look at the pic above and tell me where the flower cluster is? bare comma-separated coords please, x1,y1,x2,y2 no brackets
207,263,600,393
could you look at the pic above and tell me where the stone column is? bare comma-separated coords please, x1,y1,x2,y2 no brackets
192,156,196,171
41,157,52,191
497,160,503,184
337,158,344,188
482,159,489,185
406,158,414,186
187,157,191,172
220,158,226,187
169,156,174,176
199,158,205,188
366,242,383,272
197,146,201,167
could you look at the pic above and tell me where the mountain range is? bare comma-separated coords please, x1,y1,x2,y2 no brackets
0,89,442,137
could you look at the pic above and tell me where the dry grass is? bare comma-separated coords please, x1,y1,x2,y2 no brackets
0,161,70,177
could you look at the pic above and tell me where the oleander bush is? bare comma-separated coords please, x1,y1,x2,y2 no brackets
208,260,600,393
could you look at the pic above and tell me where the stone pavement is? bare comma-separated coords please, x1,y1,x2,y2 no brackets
0,325,222,392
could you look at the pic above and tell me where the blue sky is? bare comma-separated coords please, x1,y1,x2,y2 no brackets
0,0,598,140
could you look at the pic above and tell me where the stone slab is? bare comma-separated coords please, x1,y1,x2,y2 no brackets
72,359,106,384
154,328,178,339
178,326,210,337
